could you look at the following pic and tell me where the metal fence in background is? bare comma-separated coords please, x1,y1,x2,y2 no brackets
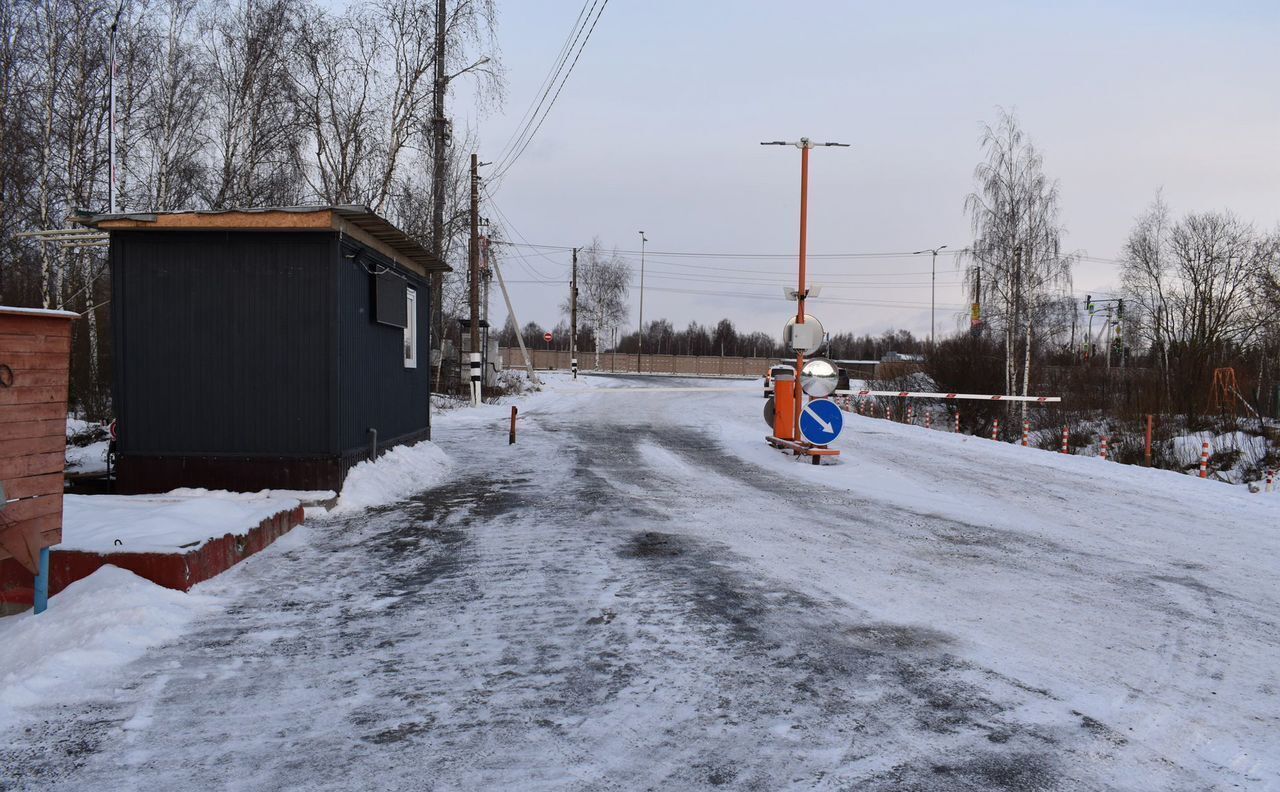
500,348,774,378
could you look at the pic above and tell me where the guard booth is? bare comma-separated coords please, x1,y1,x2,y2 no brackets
77,206,449,493
0,307,77,610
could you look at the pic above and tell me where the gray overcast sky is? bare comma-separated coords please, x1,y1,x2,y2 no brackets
454,0,1280,341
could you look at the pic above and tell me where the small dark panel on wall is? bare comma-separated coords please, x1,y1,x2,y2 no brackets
374,270,407,328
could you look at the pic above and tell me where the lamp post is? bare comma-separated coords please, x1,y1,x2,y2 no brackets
912,245,947,347
761,137,849,441
637,230,647,372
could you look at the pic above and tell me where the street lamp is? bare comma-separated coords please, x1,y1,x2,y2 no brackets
912,244,947,347
761,138,849,443
637,230,647,372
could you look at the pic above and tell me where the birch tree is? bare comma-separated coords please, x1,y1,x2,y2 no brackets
963,109,1073,413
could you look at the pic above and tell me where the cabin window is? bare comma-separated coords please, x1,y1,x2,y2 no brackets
404,288,418,368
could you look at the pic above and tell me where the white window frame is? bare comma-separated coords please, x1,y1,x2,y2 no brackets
404,287,418,368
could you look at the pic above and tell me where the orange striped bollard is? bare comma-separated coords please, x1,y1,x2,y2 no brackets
925,413,932,430
954,411,960,433
1021,420,1029,447
991,418,999,441
1267,469,1274,492
1100,436,1109,460
1060,425,1069,454
907,404,914,424
1199,441,1209,478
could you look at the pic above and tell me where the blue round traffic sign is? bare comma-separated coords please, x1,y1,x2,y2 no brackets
799,398,843,445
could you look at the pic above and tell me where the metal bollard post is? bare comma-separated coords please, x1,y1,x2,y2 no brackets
509,406,518,445
34,547,49,614
367,428,377,461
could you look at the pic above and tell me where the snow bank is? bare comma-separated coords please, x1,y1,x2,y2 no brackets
62,491,301,554
0,566,218,730
65,439,110,473
333,441,451,513
1171,431,1267,466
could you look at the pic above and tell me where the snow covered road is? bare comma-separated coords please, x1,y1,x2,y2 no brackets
3,374,1278,790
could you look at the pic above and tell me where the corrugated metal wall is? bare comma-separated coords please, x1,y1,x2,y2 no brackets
111,230,337,457
335,243,432,457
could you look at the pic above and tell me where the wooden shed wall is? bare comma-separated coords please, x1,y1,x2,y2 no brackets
0,312,72,570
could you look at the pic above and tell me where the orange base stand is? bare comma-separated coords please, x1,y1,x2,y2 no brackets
766,435,840,465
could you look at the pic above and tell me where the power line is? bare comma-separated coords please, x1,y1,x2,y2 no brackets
490,1,593,172
489,0,610,185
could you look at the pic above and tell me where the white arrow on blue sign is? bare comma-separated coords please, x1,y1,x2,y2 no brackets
799,398,843,445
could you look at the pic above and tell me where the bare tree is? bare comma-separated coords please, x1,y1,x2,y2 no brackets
204,0,305,208
963,109,1073,413
557,238,629,368
131,0,208,209
292,3,378,204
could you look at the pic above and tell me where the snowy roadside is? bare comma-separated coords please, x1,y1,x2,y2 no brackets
0,566,221,732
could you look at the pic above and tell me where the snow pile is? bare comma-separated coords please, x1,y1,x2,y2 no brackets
0,566,218,730
1171,431,1267,466
65,418,111,474
65,439,110,474
62,491,301,554
333,441,451,513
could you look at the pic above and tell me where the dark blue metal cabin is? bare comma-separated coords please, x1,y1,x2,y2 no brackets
83,206,448,494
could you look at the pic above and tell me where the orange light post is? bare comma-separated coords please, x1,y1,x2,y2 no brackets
761,137,849,443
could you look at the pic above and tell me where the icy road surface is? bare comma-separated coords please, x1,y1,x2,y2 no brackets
3,374,1278,790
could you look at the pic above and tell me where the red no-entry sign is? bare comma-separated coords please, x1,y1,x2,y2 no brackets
543,332,553,343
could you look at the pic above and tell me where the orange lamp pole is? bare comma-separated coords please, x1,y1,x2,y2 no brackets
761,137,849,443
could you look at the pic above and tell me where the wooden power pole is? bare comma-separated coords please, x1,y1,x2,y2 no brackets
571,247,579,379
468,153,481,406
429,0,447,367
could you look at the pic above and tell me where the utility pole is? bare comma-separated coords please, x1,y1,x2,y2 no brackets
1105,304,1114,370
491,258,540,386
468,153,481,406
571,247,579,379
912,245,947,347
637,231,647,373
108,2,124,213
1117,298,1126,368
761,137,849,442
429,0,447,364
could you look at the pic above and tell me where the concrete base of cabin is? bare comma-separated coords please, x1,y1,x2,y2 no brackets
0,505,304,612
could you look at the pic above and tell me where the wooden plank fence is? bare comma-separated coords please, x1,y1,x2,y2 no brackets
0,308,76,574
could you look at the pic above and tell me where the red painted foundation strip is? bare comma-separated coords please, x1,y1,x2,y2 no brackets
0,505,304,606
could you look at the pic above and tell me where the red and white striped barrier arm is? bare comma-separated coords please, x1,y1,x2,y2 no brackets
835,389,1061,403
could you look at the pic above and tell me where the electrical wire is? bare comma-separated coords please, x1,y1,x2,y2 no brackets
490,0,593,173
488,0,610,185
